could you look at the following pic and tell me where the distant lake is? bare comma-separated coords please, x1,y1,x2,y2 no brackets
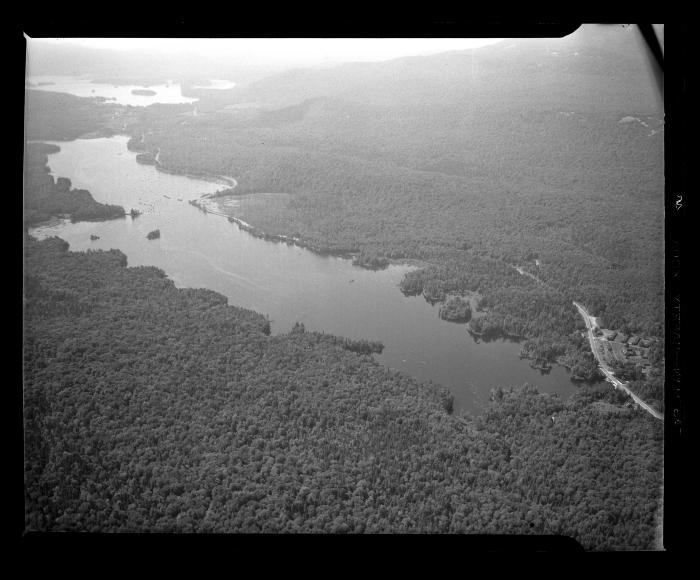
26,76,198,106
28,136,590,414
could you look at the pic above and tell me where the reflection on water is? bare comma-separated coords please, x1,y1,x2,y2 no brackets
28,135,586,413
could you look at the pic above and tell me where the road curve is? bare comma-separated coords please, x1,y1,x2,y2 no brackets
573,301,663,421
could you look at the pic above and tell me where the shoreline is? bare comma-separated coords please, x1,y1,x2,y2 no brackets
55,131,407,271
188,191,419,272
35,132,620,395
189,197,364,261
59,131,426,274
155,164,237,188
124,136,409,272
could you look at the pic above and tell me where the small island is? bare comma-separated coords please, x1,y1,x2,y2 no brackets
146,229,161,240
131,89,157,96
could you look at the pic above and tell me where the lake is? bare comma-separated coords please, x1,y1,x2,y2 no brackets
28,135,587,414
26,76,197,106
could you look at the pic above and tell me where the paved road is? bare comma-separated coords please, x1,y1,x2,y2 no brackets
573,301,664,421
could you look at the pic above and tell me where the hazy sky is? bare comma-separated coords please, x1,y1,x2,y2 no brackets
31,37,505,67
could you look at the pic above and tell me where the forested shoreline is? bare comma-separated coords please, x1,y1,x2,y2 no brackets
107,34,663,404
23,61,664,409
131,117,661,398
23,29,666,544
23,237,662,545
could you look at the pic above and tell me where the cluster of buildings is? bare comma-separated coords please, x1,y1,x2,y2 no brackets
598,329,654,349
593,327,657,372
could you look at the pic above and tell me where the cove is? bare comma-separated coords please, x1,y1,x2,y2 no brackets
28,135,584,414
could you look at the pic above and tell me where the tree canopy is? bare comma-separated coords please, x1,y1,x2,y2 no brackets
24,237,662,547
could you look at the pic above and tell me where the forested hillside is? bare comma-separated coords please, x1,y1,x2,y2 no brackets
90,26,662,400
24,237,662,546
26,39,285,87
24,90,122,141
24,26,665,407
194,26,660,112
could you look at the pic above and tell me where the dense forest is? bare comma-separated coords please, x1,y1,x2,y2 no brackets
24,90,123,141
115,32,662,330
24,237,662,546
123,30,663,407
23,29,665,411
23,29,665,418
23,142,125,225
129,97,662,340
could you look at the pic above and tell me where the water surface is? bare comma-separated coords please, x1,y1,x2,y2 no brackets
27,76,197,106
29,136,586,414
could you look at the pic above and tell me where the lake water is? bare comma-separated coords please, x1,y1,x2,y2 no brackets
28,135,586,414
27,76,197,106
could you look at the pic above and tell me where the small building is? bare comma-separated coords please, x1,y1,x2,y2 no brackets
628,335,640,346
639,338,651,348
615,333,629,343
602,329,616,341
